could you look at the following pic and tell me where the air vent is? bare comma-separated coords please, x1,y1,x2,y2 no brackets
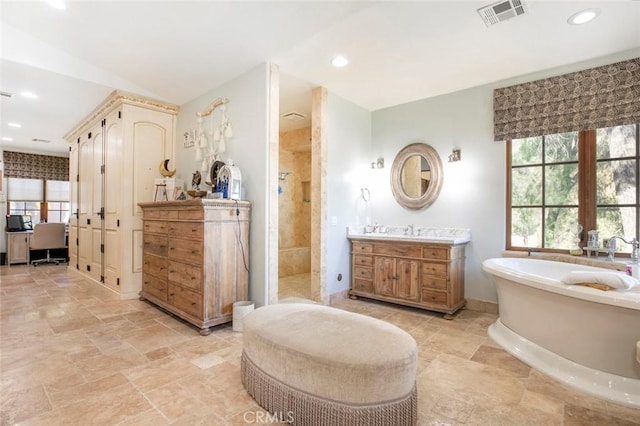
1,91,13,98
281,112,306,121
477,0,527,27
32,138,51,143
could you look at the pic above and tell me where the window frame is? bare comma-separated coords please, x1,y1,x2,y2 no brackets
506,125,640,257
7,178,71,224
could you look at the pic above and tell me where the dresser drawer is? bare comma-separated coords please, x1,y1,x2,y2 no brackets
422,247,448,260
143,221,169,235
354,266,373,280
168,261,202,292
143,234,168,257
179,209,204,220
422,262,448,277
168,221,203,238
142,274,167,302
143,254,168,280
422,276,448,291
422,289,448,306
354,255,373,267
168,238,203,264
168,284,203,319
353,243,373,254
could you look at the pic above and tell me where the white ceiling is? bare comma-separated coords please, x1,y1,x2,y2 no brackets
1,0,639,156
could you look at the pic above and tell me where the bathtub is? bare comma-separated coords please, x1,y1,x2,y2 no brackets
483,257,640,408
278,246,311,278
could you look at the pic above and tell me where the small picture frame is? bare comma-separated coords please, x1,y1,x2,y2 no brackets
183,129,196,148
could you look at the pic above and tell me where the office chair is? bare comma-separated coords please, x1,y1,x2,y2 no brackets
29,223,67,266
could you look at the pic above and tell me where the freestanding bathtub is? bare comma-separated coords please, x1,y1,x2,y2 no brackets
483,257,640,408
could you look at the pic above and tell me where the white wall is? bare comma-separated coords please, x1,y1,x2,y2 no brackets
174,64,271,306
326,93,372,295
369,48,640,303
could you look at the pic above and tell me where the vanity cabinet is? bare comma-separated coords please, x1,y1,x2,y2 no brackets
138,199,250,335
350,238,467,318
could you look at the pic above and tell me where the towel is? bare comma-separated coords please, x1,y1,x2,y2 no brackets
561,271,640,291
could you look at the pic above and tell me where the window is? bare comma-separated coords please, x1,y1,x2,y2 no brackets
7,178,70,224
46,180,71,223
508,124,639,256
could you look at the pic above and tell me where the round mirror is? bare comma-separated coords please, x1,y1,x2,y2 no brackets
390,143,443,209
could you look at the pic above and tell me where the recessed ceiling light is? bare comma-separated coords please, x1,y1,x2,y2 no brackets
8,122,22,128
568,8,600,25
1,137,13,142
20,91,38,99
44,0,66,10
331,56,349,68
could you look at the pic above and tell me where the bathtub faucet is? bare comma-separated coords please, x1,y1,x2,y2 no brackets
607,237,639,263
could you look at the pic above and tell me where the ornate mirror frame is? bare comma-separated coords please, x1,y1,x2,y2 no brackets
390,142,443,210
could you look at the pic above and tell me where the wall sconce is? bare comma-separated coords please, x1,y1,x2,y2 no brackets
448,149,461,163
371,157,384,169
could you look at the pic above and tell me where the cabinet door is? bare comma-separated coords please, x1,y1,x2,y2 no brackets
374,256,396,297
78,133,94,274
396,259,420,301
90,123,104,282
104,111,122,290
8,233,29,264
68,142,79,268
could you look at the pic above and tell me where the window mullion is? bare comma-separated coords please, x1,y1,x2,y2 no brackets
579,130,597,245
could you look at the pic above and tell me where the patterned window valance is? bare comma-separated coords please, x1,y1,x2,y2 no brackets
493,57,640,141
3,151,69,181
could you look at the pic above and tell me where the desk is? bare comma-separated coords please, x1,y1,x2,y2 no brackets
6,231,33,265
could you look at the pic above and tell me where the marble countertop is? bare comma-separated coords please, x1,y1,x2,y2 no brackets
347,226,471,245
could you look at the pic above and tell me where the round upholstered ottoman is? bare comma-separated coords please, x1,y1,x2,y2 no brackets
241,303,418,425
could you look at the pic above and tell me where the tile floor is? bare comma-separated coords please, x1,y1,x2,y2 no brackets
278,273,311,301
1,264,639,425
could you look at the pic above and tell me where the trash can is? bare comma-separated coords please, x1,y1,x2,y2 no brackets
233,301,254,332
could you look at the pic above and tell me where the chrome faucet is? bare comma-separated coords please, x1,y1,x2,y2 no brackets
406,224,414,236
606,236,639,262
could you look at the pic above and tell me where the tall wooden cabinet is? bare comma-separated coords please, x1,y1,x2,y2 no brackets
138,199,250,335
350,238,467,319
65,91,178,298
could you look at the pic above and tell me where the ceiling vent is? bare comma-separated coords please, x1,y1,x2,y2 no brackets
477,0,527,27
281,112,306,122
1,91,13,98
32,138,51,143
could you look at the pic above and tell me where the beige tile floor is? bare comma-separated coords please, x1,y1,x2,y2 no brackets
278,273,311,301
1,264,639,425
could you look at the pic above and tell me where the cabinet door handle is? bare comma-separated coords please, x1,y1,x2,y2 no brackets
169,270,175,273
169,293,174,296
191,276,196,280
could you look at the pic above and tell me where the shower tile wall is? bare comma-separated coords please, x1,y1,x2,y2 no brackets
279,127,312,278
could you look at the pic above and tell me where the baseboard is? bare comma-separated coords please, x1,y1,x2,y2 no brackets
329,289,350,305
465,298,499,314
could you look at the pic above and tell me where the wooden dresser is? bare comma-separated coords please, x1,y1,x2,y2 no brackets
138,199,250,335
349,237,467,319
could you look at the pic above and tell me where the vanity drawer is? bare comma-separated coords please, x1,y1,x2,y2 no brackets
353,279,373,293
168,261,202,293
422,289,448,306
353,243,373,254
375,243,422,258
422,247,448,260
422,262,448,277
422,276,448,291
168,284,203,319
142,274,168,302
354,255,373,267
354,266,373,280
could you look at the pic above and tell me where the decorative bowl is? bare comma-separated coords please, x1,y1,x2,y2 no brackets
187,190,207,198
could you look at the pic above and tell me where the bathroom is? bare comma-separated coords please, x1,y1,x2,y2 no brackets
278,126,312,299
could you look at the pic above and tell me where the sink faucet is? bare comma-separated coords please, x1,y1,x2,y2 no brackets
406,224,414,236
606,236,639,262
